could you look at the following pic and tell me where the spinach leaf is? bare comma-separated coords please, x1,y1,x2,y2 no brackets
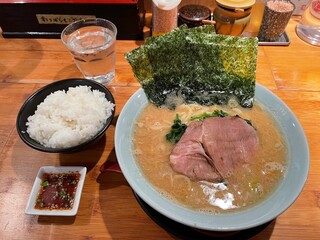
165,114,187,144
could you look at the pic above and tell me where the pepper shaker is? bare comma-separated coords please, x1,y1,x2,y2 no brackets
152,0,181,36
258,0,295,41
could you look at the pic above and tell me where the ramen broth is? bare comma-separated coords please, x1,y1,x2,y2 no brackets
133,102,287,213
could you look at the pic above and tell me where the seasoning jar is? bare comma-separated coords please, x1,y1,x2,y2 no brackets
178,4,212,28
214,0,256,36
258,0,295,41
152,0,182,36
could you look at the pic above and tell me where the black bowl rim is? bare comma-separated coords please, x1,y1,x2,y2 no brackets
16,78,115,153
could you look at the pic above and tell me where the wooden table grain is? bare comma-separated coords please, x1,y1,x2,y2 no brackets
1,18,320,239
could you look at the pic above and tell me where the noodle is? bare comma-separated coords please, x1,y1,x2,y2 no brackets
133,102,287,213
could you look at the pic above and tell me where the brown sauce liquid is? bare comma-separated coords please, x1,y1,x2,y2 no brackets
133,102,287,213
35,172,80,210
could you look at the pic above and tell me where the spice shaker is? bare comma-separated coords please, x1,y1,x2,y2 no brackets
178,4,212,28
258,0,295,41
214,0,256,36
152,0,182,36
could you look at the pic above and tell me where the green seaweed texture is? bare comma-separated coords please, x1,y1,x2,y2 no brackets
125,25,258,108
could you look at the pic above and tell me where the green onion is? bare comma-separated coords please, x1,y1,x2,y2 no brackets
42,180,49,187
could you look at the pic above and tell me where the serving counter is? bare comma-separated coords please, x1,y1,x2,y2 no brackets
0,18,320,239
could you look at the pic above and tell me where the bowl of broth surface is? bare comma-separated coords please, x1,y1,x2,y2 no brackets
115,84,309,231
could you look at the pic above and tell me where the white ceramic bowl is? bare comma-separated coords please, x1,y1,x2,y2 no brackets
25,166,87,216
115,84,309,231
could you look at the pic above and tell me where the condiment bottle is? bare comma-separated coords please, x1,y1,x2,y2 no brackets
152,0,181,36
178,4,212,28
214,0,256,36
258,0,295,41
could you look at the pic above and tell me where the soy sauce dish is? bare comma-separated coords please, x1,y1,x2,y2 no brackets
25,166,87,216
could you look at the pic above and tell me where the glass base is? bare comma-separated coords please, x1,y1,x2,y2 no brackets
85,71,115,85
296,24,320,47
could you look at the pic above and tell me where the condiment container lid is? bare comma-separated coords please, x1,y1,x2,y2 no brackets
216,0,256,9
152,0,182,10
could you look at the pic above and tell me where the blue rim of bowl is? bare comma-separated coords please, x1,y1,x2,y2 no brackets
115,83,310,231
16,78,115,153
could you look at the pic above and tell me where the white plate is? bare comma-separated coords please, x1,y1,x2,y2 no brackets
115,84,309,231
25,166,86,216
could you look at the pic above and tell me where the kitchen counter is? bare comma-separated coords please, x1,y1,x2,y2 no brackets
0,18,320,239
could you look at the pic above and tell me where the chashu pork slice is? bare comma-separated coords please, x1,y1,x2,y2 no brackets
169,116,259,181
202,117,259,178
169,121,222,182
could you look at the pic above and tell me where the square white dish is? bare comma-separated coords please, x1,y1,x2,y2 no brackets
25,166,87,216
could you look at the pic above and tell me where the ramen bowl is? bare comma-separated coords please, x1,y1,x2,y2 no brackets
16,78,115,153
115,84,309,231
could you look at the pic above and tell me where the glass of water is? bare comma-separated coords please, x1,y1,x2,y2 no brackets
61,18,117,84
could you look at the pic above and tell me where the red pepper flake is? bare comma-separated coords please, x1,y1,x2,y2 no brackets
35,172,80,210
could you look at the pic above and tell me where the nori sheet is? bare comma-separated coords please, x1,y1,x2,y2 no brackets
125,25,258,108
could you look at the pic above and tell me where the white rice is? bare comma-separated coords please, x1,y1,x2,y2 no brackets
26,85,115,149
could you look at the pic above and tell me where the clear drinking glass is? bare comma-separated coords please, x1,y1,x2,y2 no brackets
61,18,117,84
296,0,320,46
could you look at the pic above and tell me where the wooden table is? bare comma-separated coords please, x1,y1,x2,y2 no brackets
1,18,320,239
